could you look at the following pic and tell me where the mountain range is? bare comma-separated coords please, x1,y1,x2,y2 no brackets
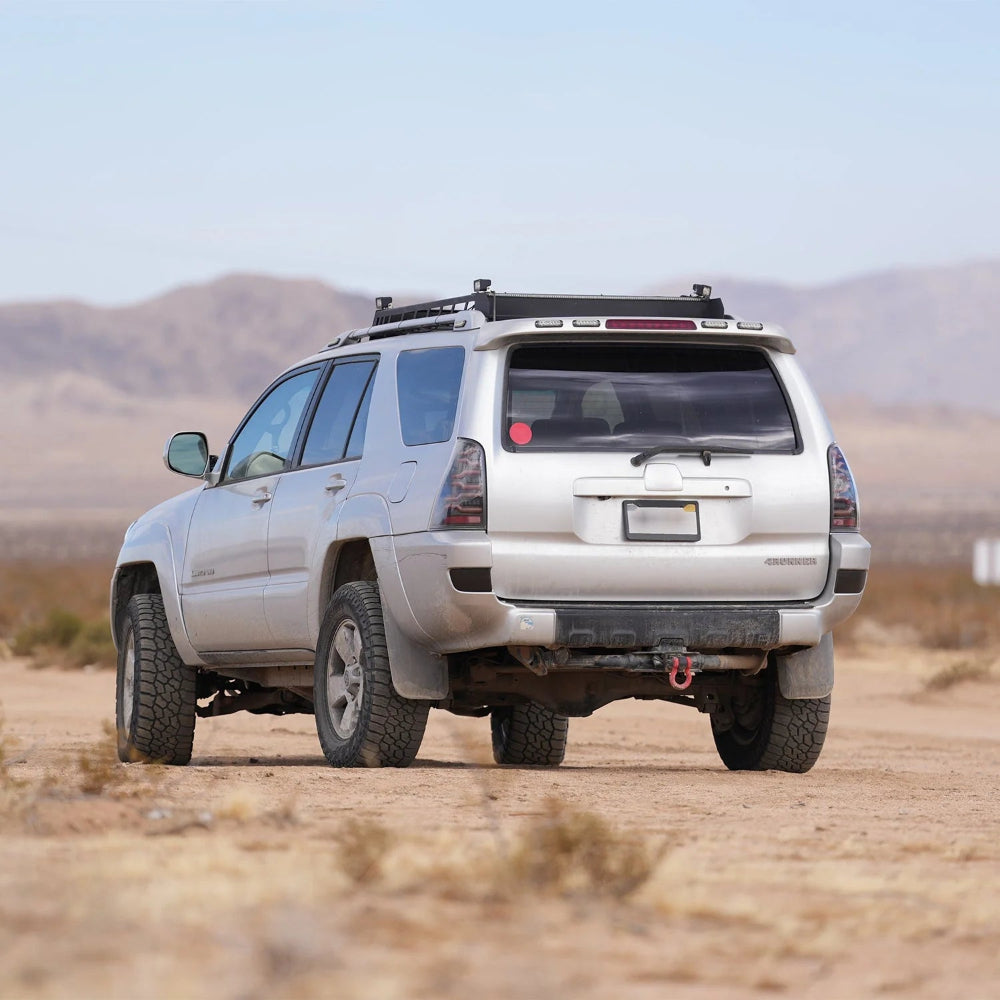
3,260,997,410
2,262,998,557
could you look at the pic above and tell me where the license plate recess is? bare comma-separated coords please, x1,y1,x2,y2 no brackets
624,500,701,542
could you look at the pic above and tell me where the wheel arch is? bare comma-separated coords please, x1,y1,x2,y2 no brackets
316,494,447,701
315,540,448,701
318,538,377,621
111,562,161,646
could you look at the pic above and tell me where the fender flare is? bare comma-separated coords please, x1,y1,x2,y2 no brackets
112,520,204,667
371,534,448,701
331,495,448,700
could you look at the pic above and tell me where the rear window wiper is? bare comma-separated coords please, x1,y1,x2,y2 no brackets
630,444,751,467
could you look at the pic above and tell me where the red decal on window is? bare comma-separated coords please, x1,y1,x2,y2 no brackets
509,422,532,445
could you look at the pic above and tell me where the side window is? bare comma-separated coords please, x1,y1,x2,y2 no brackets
345,374,375,459
300,359,377,467
396,346,465,446
224,368,320,482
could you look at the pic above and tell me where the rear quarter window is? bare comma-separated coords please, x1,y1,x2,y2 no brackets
396,346,466,446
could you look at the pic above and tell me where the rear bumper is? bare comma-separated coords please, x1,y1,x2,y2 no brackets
386,530,870,654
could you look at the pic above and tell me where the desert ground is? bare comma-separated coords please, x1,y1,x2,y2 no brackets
1,637,999,999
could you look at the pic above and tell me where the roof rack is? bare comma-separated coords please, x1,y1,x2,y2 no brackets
372,280,727,325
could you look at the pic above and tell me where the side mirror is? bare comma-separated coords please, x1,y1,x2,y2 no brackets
164,432,211,478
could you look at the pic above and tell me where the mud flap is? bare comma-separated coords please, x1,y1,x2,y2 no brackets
776,633,834,700
379,591,448,700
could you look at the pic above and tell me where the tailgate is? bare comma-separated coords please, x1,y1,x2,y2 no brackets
487,340,830,603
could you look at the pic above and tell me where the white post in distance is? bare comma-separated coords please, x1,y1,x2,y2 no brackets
972,538,1000,586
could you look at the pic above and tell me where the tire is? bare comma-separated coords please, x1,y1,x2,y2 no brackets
314,582,429,767
116,593,197,765
711,663,830,773
491,702,569,766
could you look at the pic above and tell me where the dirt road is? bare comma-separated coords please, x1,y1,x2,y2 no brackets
2,645,999,999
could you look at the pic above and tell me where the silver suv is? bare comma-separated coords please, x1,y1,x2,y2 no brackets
112,281,869,772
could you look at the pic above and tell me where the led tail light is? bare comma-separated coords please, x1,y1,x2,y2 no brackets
606,319,698,331
431,438,486,529
828,444,859,530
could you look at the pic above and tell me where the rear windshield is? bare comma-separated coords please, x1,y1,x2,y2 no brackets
505,344,797,452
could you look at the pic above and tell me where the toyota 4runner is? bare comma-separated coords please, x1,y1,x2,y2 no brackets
112,281,870,771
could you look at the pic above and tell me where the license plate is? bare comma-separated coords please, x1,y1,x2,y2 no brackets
623,500,701,541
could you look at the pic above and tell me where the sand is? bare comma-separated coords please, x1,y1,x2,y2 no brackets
1,644,998,999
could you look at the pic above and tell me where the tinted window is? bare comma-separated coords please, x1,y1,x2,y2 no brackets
505,344,796,452
345,374,375,458
397,347,465,446
300,359,377,467
225,368,320,482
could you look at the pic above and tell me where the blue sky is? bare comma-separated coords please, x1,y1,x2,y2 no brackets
1,0,998,303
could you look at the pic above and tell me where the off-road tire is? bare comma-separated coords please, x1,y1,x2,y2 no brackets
711,663,830,773
491,702,569,766
116,593,197,765
314,582,429,767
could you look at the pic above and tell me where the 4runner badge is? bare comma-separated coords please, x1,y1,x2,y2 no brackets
765,557,818,566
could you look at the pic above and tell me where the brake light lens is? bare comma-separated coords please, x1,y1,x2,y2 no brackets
606,319,698,331
828,444,859,530
431,438,486,529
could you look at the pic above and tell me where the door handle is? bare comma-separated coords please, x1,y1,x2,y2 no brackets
251,490,273,506
324,477,347,494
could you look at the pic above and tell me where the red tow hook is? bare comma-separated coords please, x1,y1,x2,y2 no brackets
669,655,694,691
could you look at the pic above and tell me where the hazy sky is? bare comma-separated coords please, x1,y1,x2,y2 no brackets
1,0,998,304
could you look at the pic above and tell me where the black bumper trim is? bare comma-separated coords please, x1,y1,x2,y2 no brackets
449,568,493,593
834,569,867,594
544,603,782,650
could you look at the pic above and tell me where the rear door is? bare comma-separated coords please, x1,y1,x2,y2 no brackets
488,341,830,602
264,356,379,648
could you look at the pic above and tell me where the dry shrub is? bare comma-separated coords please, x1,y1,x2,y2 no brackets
923,659,993,692
13,608,116,669
73,719,166,798
335,817,391,883
838,564,1000,650
325,803,661,901
75,720,135,795
0,561,112,636
507,798,660,898
0,711,29,822
0,710,15,790
216,790,299,828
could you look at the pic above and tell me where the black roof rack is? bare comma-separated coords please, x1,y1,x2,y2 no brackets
371,282,726,326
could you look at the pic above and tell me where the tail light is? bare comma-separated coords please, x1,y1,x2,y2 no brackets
828,444,859,530
431,439,486,529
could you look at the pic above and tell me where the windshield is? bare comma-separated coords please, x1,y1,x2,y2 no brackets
505,343,797,452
